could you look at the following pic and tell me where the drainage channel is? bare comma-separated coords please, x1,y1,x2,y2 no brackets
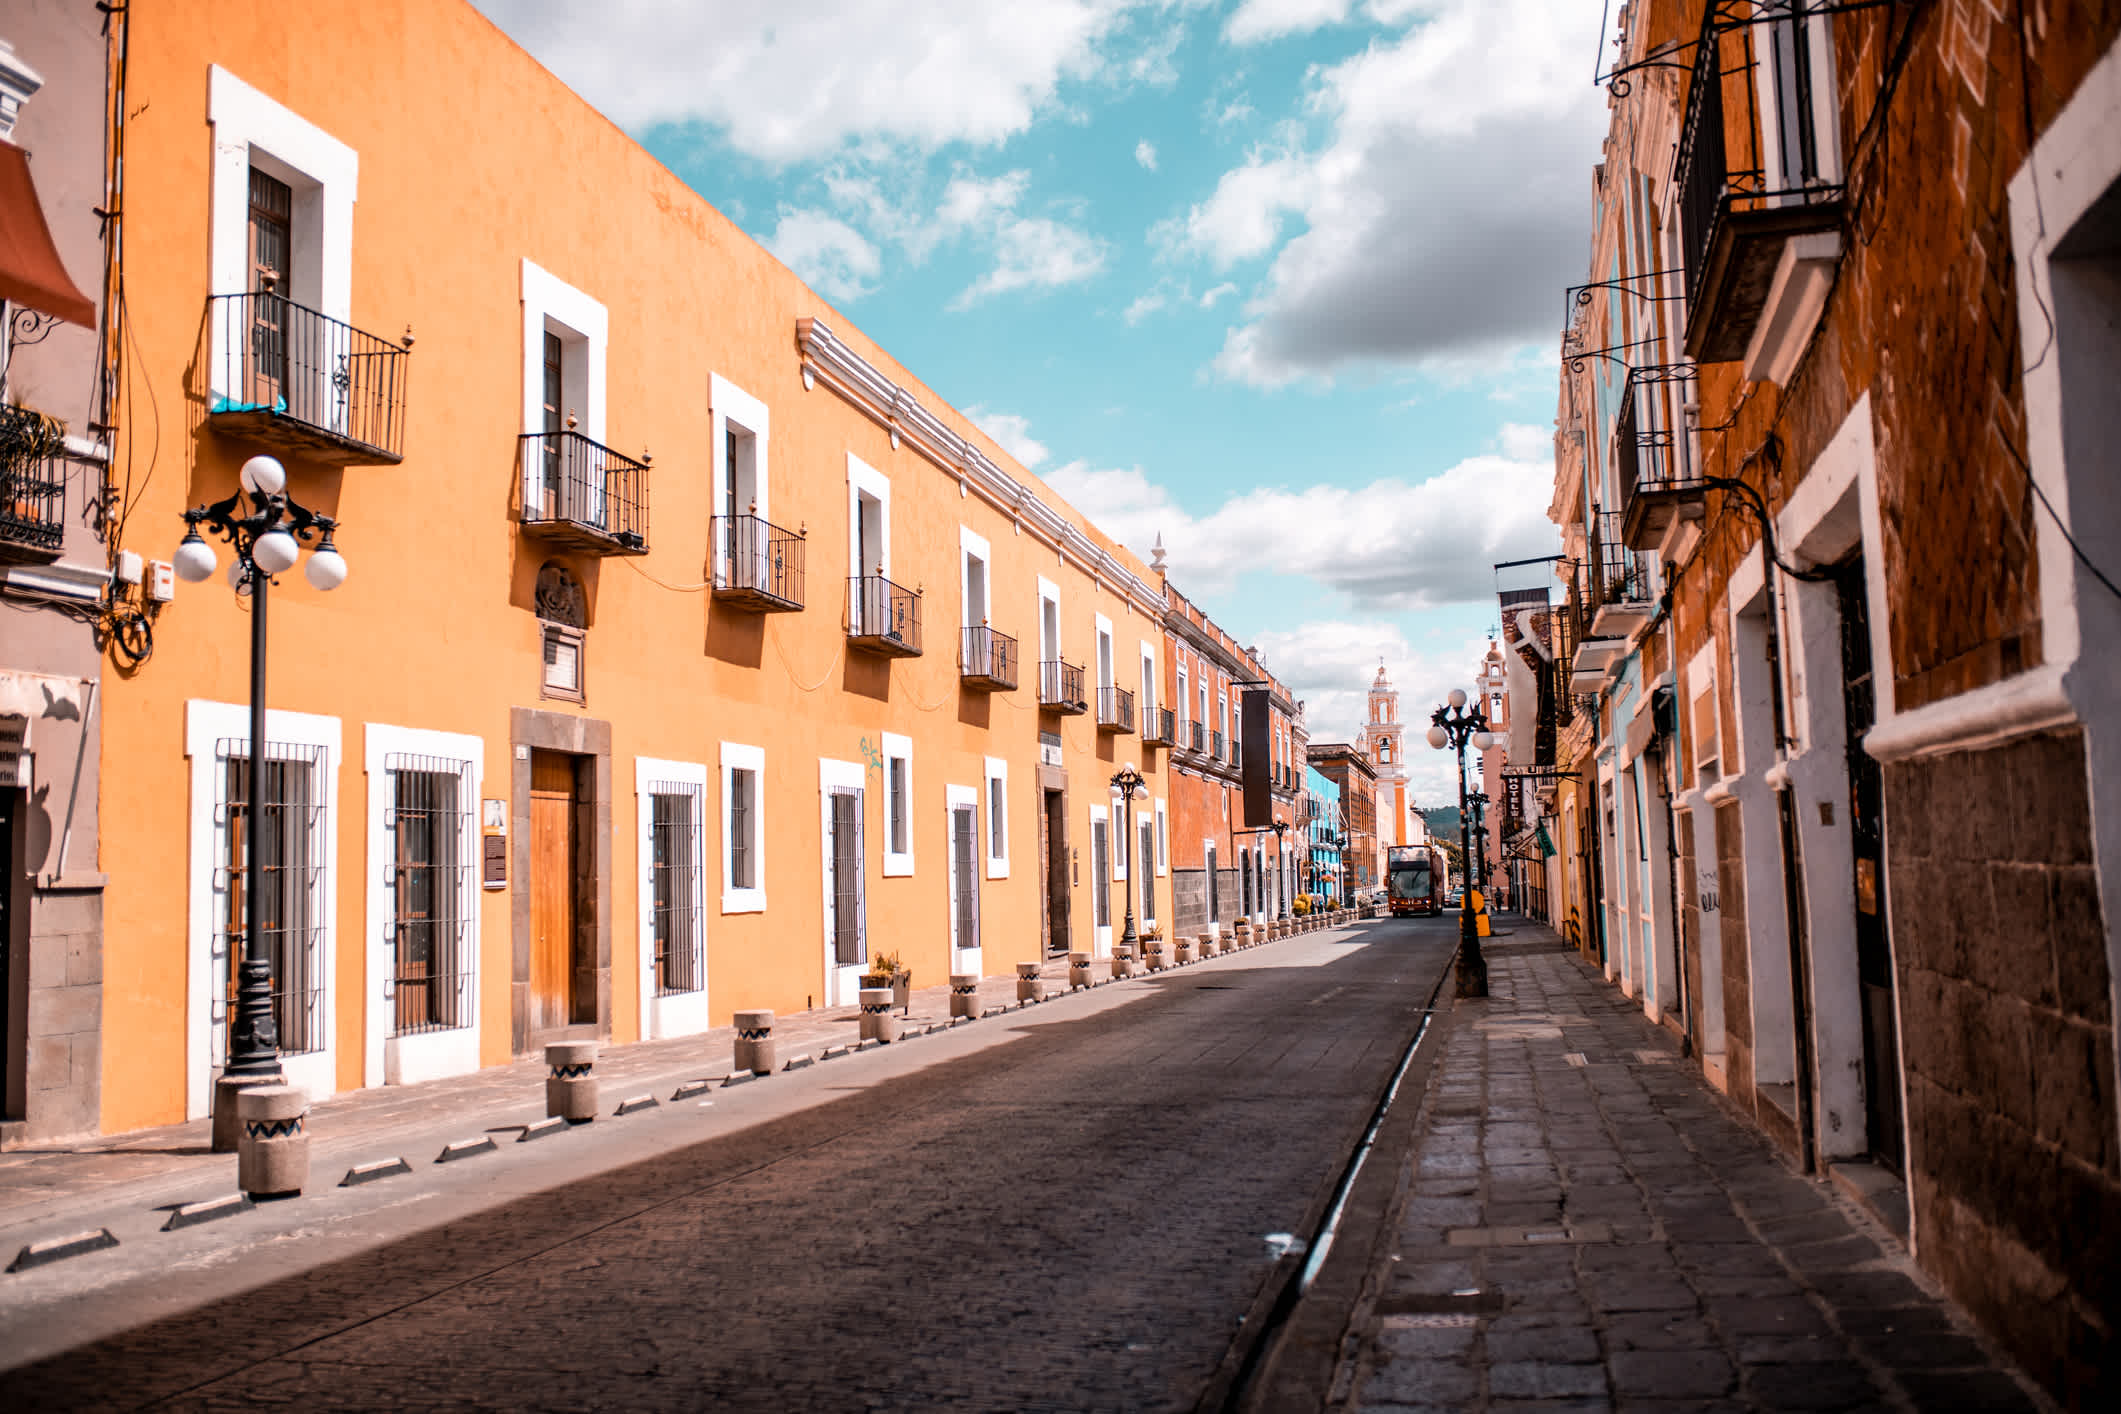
1214,954,1457,1413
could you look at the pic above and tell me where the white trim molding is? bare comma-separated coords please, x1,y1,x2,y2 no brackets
710,372,771,524
720,741,767,914
983,755,1010,880
634,756,711,1041
363,723,484,1089
880,731,913,876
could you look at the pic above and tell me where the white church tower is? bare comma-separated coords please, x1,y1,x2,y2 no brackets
1358,661,1414,847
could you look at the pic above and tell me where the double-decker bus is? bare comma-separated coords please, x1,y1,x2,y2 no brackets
1387,844,1445,916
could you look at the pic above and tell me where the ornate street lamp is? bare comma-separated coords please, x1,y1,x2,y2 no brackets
174,454,348,1146
1428,687,1497,999
1109,763,1148,956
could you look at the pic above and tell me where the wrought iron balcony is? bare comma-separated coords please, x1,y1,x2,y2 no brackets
1142,707,1176,747
1210,729,1226,762
1588,508,1654,639
519,431,650,555
1187,720,1205,754
208,291,409,464
961,625,1018,691
1675,30,1844,365
1039,659,1088,714
0,404,65,564
712,514,804,611
1097,685,1135,734
1616,363,1707,553
847,575,922,657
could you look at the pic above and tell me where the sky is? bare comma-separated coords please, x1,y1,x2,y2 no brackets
472,0,1611,807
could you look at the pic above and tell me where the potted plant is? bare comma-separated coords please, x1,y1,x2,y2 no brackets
861,949,897,993
870,950,912,1012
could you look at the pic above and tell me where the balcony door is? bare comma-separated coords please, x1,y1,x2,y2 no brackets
949,802,981,972
823,780,867,1005
528,751,587,1034
245,167,292,410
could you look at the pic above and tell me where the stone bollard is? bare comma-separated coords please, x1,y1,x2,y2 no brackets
733,1010,777,1076
859,988,901,1043
1174,936,1195,964
1200,931,1220,957
1068,952,1094,990
1145,939,1166,972
546,1041,599,1122
1017,961,1045,1002
1112,947,1136,979
949,974,981,1019
237,1084,309,1198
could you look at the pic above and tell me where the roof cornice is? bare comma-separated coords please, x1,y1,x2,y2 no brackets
797,317,1166,621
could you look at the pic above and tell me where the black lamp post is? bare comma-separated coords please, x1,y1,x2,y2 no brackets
1334,832,1351,906
1109,763,1147,956
1272,819,1290,917
1429,688,1497,999
173,454,348,1146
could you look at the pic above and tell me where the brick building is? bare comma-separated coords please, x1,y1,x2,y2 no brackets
1306,744,1377,902
1547,1,2121,1400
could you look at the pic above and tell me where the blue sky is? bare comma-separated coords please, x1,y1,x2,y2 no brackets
474,0,1611,804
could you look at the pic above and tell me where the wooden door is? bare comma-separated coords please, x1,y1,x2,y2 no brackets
529,751,576,1033
246,167,291,408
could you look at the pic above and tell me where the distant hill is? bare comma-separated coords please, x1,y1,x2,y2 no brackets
1423,806,1461,838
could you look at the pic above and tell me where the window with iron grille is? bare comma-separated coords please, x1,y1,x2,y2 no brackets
1092,816,1110,929
1139,815,1157,927
386,754,473,1036
727,768,755,891
888,756,907,855
216,739,329,1060
952,804,980,954
830,787,865,964
650,782,704,996
988,772,1006,865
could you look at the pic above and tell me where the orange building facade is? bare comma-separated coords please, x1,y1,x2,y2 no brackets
86,0,1172,1134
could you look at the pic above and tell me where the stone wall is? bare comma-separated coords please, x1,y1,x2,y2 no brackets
1716,802,1754,1114
1884,727,2117,1404
7,884,103,1144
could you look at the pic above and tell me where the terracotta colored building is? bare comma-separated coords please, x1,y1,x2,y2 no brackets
1548,1,2121,1398
67,0,1173,1137
1306,744,1377,903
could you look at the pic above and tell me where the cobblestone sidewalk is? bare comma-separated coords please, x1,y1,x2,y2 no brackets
1336,924,2051,1413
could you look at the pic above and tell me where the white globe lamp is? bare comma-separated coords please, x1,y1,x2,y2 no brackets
239,455,287,497
173,531,217,583
251,528,300,574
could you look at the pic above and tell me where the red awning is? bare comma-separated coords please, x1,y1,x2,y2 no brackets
0,140,96,328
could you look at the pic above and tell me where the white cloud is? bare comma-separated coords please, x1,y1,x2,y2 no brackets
1044,424,1560,608
1135,139,1159,171
1199,282,1239,308
951,216,1108,307
764,209,882,301
937,170,1033,234
474,0,1165,163
1124,291,1170,325
1225,0,1356,45
1178,0,1610,383
966,407,1050,468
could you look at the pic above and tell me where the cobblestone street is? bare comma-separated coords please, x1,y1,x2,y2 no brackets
1334,925,2053,1413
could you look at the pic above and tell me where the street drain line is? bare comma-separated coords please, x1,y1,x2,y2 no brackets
1214,957,1456,1412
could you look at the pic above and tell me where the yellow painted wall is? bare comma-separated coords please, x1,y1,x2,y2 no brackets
97,0,1168,1132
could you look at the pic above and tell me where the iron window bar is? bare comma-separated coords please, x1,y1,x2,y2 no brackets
213,738,329,1060
961,625,1019,691
1039,659,1087,713
711,514,805,611
1187,719,1205,754
649,781,705,997
383,753,473,1036
1588,508,1653,618
208,291,410,465
519,430,651,555
1142,707,1176,747
1616,361,1703,506
0,403,66,563
1097,685,1136,733
1598,0,1895,98
1210,729,1226,761
846,574,923,656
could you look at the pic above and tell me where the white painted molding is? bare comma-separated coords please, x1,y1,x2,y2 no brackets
797,317,1166,619
1863,663,2077,764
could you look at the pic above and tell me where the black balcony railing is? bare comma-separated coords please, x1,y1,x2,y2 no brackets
1187,720,1205,753
1617,363,1707,552
1097,685,1135,733
1039,659,1088,713
0,404,66,564
1143,707,1176,747
1553,564,1581,727
209,291,409,464
846,575,922,656
1210,730,1226,761
1675,21,1844,363
712,514,804,611
961,625,1019,691
1589,509,1652,618
519,431,650,555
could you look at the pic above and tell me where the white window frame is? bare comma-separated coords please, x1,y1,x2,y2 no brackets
819,758,868,1007
1155,797,1169,876
1139,641,1158,720
364,723,483,1090
1038,575,1061,663
636,756,711,1041
206,66,358,409
983,754,1010,879
946,782,982,971
1176,653,1190,732
519,259,609,518
711,373,771,587
881,730,913,876
721,741,766,914
960,526,992,632
848,452,892,581
1089,803,1112,955
185,699,342,1120
1095,613,1115,694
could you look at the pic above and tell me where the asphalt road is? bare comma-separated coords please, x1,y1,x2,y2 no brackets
3,921,1456,1412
